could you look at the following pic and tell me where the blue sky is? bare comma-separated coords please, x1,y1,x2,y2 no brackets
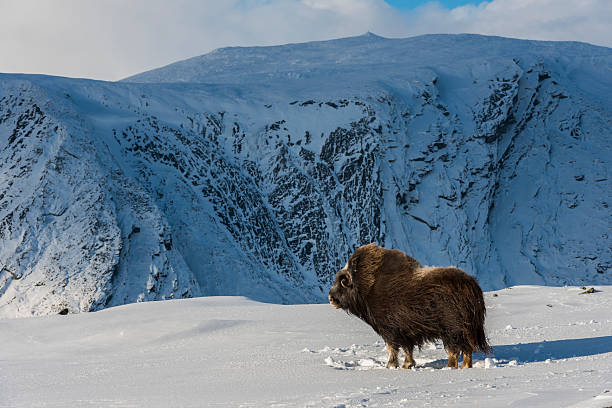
385,0,487,9
0,0,610,80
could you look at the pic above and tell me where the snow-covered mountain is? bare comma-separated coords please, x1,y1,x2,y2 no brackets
0,33,610,317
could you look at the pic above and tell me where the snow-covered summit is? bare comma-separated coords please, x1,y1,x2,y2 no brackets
1,34,611,317
123,33,611,85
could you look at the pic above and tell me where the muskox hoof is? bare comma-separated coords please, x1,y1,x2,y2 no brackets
386,360,399,369
402,360,415,369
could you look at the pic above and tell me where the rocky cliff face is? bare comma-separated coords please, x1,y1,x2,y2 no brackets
1,34,610,317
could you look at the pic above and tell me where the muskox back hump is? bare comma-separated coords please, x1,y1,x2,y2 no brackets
377,249,421,277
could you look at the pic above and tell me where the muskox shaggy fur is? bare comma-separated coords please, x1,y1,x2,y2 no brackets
329,243,491,369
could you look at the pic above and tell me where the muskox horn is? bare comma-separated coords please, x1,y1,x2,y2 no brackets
340,273,352,288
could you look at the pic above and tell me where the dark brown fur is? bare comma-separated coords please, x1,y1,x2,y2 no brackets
329,243,491,369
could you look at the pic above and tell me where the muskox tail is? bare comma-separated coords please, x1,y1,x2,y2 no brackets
464,278,492,354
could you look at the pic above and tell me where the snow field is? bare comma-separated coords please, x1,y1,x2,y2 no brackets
1,285,611,407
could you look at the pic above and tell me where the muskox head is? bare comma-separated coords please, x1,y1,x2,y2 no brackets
328,259,356,310
328,243,381,312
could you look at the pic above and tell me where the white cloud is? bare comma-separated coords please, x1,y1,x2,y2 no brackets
0,0,609,81
404,0,612,47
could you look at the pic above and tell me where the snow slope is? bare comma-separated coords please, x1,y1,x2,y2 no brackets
1,286,611,407
1,34,611,317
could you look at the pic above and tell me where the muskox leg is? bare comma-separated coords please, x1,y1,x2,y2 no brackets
447,349,459,369
402,346,415,369
461,351,473,369
386,343,400,368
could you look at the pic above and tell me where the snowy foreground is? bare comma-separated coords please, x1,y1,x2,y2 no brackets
2,286,612,407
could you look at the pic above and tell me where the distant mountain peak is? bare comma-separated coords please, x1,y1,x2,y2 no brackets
359,31,385,39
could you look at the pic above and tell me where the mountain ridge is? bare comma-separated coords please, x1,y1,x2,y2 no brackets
122,33,612,85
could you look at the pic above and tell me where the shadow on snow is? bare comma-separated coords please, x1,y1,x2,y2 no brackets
490,335,612,363
418,336,612,368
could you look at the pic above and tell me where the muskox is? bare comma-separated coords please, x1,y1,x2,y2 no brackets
328,243,491,369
